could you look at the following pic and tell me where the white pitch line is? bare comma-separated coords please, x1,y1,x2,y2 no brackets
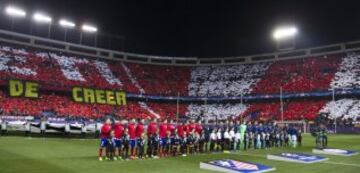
321,161,360,168
233,152,267,158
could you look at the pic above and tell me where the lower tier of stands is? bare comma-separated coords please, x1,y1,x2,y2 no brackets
1,89,358,121
0,90,188,119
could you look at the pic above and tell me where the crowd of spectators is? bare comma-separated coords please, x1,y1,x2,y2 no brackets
320,98,360,120
241,102,280,121
0,44,189,95
0,90,184,119
189,63,269,97
330,53,360,89
186,103,247,120
282,100,327,120
1,42,360,122
252,54,343,94
127,63,190,96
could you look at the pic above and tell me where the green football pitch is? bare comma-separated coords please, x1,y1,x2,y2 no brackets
0,134,359,173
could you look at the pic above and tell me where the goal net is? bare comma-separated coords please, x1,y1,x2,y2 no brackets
275,120,308,133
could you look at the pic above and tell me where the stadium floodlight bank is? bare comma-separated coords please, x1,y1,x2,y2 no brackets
312,148,359,156
82,24,98,33
273,26,298,41
33,13,52,23
59,19,76,28
5,6,26,17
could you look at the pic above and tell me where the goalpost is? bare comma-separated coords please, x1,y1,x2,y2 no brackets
275,120,308,134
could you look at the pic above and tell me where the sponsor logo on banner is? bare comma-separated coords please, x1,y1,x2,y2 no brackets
324,149,348,154
200,159,275,173
210,160,259,171
280,153,322,162
313,148,358,156
267,153,328,163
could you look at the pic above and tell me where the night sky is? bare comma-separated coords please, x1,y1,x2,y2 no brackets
1,0,359,58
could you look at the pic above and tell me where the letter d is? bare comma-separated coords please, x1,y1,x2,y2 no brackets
9,80,24,97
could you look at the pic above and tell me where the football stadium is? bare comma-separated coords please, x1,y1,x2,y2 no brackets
0,1,359,173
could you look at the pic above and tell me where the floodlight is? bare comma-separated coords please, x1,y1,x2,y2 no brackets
33,13,52,23
273,26,298,40
59,19,76,28
82,24,97,33
5,6,26,17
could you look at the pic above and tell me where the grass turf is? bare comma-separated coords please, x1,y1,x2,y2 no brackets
0,134,359,173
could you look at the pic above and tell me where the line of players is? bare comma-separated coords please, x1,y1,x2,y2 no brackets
98,118,302,161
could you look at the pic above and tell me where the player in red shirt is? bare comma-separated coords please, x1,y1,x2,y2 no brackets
195,120,203,136
127,119,137,159
189,120,196,134
159,119,168,157
98,118,112,161
147,118,157,136
195,120,203,152
167,119,176,154
113,120,125,160
167,119,176,138
177,122,184,137
183,120,190,136
146,118,157,157
136,119,145,138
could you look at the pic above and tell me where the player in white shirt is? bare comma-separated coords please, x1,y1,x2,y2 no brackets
216,129,222,151
223,128,230,151
25,120,31,137
95,122,102,138
209,129,217,152
40,118,47,137
81,122,87,138
1,119,7,135
64,121,71,137
229,127,235,151
256,133,261,149
0,118,2,135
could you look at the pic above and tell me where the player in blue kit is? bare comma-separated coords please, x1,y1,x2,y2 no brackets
171,132,181,156
121,129,130,160
137,134,146,159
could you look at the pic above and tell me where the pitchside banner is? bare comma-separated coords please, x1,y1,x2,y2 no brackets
267,153,328,163
312,148,358,156
200,159,275,173
7,79,127,106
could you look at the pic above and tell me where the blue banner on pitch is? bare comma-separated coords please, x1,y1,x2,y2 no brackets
200,159,275,173
313,148,358,156
267,153,328,163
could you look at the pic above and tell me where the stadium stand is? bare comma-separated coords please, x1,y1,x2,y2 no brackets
252,54,342,94
320,99,360,120
186,103,248,120
0,40,360,121
330,53,360,89
241,102,280,120
189,63,269,97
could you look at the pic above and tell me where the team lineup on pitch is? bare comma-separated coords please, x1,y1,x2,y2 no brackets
93,117,358,173
96,118,305,161
0,134,359,173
